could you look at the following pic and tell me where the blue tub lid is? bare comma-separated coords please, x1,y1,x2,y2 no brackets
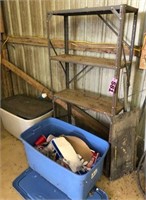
13,168,108,200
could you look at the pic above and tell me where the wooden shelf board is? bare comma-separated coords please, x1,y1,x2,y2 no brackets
51,54,126,69
54,89,123,116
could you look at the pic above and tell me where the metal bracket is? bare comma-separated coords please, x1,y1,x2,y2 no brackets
111,7,121,20
68,65,93,84
49,40,66,73
97,14,130,48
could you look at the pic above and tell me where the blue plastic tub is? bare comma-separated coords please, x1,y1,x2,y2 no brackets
20,117,109,200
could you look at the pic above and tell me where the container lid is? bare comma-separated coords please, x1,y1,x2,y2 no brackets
13,168,108,200
1,95,53,119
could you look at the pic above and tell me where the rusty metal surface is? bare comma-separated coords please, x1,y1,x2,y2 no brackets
48,4,138,16
109,109,140,180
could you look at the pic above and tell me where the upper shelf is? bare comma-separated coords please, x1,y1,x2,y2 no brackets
48,4,138,16
50,54,127,69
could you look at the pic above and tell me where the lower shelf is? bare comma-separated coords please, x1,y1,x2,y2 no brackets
54,89,123,116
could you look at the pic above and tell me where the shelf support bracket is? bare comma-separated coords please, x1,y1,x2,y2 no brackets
68,65,94,84
49,40,66,74
97,14,130,49
111,7,121,20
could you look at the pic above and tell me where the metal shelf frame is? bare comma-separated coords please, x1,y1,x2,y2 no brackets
47,4,138,118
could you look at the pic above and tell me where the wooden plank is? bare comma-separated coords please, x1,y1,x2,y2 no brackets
54,89,123,116
72,106,109,140
51,54,128,69
1,58,53,99
6,36,140,57
7,36,48,46
139,33,146,69
109,109,139,180
1,58,109,137
53,40,119,55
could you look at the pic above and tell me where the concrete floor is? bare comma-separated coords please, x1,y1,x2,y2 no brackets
0,125,144,200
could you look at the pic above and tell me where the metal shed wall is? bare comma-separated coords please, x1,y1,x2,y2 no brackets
1,0,146,125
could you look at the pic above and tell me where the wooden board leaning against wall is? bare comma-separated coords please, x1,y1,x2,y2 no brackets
4,35,141,57
139,32,146,69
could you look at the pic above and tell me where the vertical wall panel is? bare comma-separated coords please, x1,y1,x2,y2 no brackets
41,0,51,37
7,45,19,93
19,0,32,36
8,1,21,35
29,0,43,36
3,1,13,35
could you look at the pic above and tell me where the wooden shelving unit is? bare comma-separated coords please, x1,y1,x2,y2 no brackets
47,4,138,180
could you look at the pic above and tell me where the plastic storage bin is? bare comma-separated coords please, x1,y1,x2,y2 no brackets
20,117,109,200
0,95,53,139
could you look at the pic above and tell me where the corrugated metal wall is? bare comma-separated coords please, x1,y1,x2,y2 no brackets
2,0,146,124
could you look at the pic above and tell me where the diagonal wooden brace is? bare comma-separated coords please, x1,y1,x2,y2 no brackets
2,58,109,139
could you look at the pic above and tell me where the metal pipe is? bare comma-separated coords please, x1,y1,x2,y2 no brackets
46,14,53,93
127,11,138,91
122,46,130,87
69,65,88,84
112,5,126,115
123,72,130,112
64,15,71,122
64,16,69,87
